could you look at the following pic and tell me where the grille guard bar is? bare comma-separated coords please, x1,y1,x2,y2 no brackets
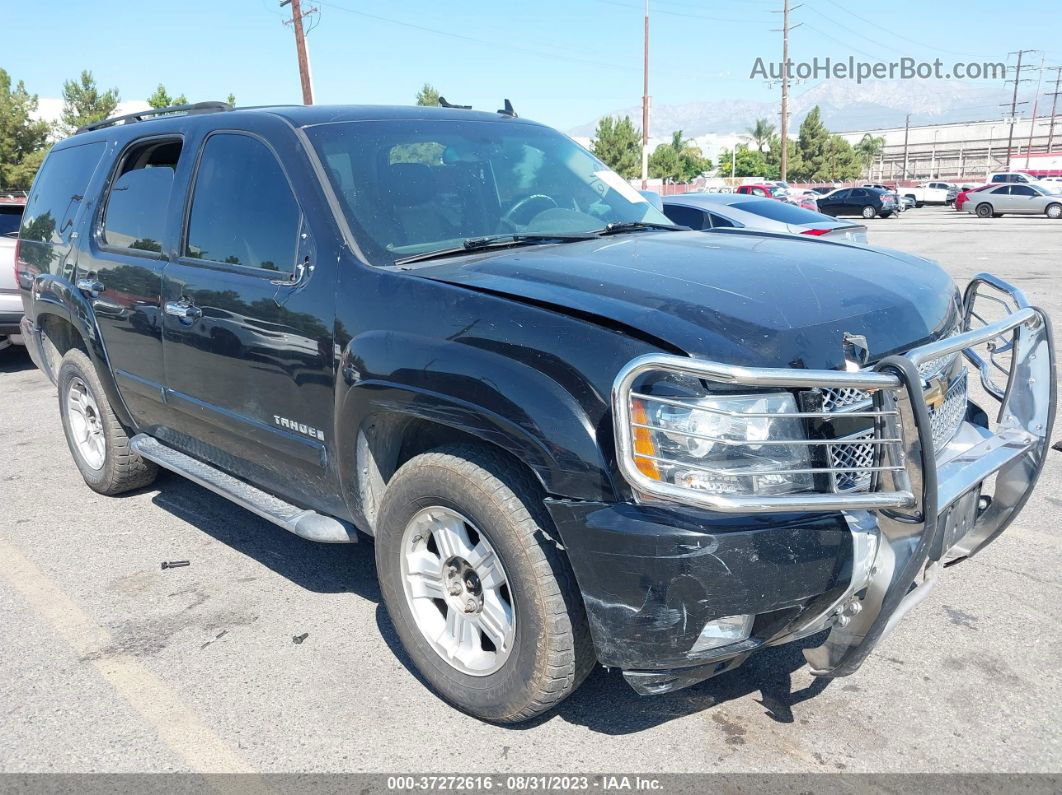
612,273,1055,678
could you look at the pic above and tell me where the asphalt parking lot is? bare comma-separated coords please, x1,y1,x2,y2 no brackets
1,206,1059,775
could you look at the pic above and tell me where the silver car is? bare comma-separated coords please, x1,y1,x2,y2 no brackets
662,192,869,243
966,184,1062,219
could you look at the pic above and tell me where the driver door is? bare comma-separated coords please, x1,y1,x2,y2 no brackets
160,129,338,506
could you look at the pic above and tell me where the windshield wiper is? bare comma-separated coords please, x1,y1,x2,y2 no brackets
392,233,596,265
592,221,686,236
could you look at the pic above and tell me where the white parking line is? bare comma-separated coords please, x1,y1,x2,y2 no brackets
0,534,258,775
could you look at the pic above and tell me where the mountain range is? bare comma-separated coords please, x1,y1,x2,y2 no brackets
567,79,1014,138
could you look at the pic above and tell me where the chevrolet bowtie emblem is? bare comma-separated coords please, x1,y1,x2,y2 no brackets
924,375,948,411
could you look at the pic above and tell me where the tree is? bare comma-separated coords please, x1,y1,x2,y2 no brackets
61,70,119,132
793,106,831,181
415,83,441,107
591,115,641,179
649,130,711,182
0,69,52,189
226,93,237,107
746,118,777,153
716,144,770,179
146,84,188,109
854,133,885,177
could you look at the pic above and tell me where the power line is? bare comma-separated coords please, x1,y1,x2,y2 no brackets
819,0,1002,60
313,0,639,73
1002,49,1040,168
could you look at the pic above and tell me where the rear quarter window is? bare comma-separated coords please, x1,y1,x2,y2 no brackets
19,141,107,273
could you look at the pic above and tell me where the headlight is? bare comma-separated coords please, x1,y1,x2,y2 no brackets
629,390,812,497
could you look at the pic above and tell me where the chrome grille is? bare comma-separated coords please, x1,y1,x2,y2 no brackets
828,429,876,492
821,360,968,493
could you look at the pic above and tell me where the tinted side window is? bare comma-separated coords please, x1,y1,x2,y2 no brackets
851,189,869,198
19,141,106,273
185,134,301,272
990,175,1005,183
829,190,850,200
1011,185,1036,196
101,138,182,255
662,204,706,229
991,186,1011,195
706,212,736,228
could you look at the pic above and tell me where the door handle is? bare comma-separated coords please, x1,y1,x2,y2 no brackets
164,299,202,321
76,278,105,298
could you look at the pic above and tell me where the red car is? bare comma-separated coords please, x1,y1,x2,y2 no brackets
955,184,991,212
735,184,780,199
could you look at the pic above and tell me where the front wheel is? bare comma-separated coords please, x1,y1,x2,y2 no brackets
861,205,877,219
375,445,594,723
1046,203,1062,219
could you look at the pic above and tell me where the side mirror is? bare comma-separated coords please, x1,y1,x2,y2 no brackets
639,190,663,211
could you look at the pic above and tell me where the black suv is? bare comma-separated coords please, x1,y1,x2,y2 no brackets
15,102,1055,723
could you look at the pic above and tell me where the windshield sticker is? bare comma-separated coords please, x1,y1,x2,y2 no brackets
592,170,647,204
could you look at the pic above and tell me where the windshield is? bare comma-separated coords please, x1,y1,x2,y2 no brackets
305,119,672,264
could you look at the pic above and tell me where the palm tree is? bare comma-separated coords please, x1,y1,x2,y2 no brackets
747,118,777,153
854,133,886,178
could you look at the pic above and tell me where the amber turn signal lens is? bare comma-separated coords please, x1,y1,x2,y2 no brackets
630,399,660,480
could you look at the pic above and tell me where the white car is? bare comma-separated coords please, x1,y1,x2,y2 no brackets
0,199,26,351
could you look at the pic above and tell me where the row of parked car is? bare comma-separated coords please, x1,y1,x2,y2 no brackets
694,171,1062,224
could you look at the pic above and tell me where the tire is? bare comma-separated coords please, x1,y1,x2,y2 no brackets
975,203,994,219
57,349,158,495
916,202,924,208
861,205,876,219
375,444,594,723
1047,203,1062,219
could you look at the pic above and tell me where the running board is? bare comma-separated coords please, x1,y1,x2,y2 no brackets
130,434,357,543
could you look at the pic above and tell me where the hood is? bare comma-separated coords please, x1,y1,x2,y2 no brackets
414,231,960,370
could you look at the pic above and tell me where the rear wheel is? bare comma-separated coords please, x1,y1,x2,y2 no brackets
975,203,994,219
375,445,594,723
57,349,158,495
861,205,877,219
1046,203,1062,219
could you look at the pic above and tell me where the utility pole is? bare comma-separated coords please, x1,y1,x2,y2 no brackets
281,0,315,105
1045,66,1062,154
901,114,910,180
641,0,650,189
1002,49,1037,171
772,0,802,181
1025,54,1045,168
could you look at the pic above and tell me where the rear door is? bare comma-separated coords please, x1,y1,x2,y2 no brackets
160,124,339,505
79,135,184,428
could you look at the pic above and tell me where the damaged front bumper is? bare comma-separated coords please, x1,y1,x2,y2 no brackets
552,274,1055,695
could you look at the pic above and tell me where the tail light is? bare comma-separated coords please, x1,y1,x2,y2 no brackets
12,238,20,289
801,228,831,237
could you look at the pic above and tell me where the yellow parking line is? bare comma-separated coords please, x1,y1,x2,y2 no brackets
0,535,257,775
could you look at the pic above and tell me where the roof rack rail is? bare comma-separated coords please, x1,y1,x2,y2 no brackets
75,101,233,135
437,96,472,110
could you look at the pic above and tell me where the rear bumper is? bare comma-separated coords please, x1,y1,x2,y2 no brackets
0,309,22,337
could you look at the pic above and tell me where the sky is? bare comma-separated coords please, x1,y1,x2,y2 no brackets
6,0,1062,133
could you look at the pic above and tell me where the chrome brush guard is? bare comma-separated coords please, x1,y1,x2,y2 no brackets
612,273,1055,677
